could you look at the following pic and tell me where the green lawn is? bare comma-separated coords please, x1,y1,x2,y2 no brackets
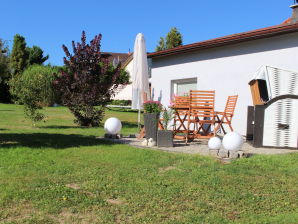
0,103,297,224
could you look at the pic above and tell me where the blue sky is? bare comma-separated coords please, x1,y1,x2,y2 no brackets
0,0,294,65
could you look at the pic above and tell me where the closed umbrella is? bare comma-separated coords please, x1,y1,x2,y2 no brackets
131,33,150,129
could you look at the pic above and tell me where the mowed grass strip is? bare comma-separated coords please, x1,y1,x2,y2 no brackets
0,103,297,224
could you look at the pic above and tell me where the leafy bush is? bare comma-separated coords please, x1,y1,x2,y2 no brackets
14,65,58,122
53,31,129,127
143,101,162,113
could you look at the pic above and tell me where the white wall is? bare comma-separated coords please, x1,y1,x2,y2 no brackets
150,33,298,135
113,59,133,100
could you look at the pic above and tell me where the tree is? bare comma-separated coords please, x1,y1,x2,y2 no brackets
9,34,49,103
165,27,183,49
10,34,49,73
10,34,28,75
0,39,11,103
13,65,58,123
9,34,28,102
53,31,129,127
155,27,183,51
26,46,49,66
155,37,166,51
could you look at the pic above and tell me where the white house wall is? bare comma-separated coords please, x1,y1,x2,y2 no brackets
150,32,298,135
113,59,133,100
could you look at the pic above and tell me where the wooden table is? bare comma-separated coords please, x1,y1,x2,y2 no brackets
172,105,215,141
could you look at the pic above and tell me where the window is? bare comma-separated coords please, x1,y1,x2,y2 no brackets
171,78,197,96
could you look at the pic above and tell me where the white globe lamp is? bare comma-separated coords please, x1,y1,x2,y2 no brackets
208,137,222,150
104,117,122,135
222,132,244,151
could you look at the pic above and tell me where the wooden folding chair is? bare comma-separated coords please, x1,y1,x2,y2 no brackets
158,108,166,130
172,96,190,140
187,90,216,141
158,120,165,130
215,95,238,134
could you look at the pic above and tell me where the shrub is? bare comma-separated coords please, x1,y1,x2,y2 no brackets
53,31,129,127
14,65,58,122
143,101,162,113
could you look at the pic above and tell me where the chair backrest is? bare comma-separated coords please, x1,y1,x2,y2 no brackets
189,90,215,118
224,95,238,116
172,96,190,117
173,96,190,108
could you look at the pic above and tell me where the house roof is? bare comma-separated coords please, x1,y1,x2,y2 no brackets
101,52,130,65
148,21,298,59
121,53,133,68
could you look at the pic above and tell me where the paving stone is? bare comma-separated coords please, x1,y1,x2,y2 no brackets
229,150,239,159
218,149,229,158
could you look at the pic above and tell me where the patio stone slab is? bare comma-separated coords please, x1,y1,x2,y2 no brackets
97,137,298,157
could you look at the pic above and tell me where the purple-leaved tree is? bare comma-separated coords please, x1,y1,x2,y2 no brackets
53,31,129,127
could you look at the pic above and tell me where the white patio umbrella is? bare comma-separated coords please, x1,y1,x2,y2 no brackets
131,33,150,129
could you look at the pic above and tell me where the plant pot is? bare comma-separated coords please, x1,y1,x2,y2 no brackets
143,113,159,142
157,130,174,147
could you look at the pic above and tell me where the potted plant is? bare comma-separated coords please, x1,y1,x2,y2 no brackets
143,101,162,142
157,108,174,147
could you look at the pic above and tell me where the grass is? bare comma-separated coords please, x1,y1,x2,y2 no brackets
0,103,297,223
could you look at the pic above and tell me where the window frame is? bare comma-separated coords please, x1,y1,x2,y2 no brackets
171,77,198,96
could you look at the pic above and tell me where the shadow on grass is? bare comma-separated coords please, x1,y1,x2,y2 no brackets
40,122,138,130
40,125,88,129
121,121,138,129
0,133,115,149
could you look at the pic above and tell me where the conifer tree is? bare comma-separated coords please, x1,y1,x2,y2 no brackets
26,46,49,65
155,37,166,51
0,39,10,80
165,27,183,49
155,27,183,51
10,34,28,75
0,39,11,102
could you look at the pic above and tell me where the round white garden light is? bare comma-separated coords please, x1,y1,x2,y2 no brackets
222,132,244,151
208,137,222,150
104,117,122,135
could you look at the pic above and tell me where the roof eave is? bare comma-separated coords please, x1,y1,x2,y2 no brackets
148,23,298,59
